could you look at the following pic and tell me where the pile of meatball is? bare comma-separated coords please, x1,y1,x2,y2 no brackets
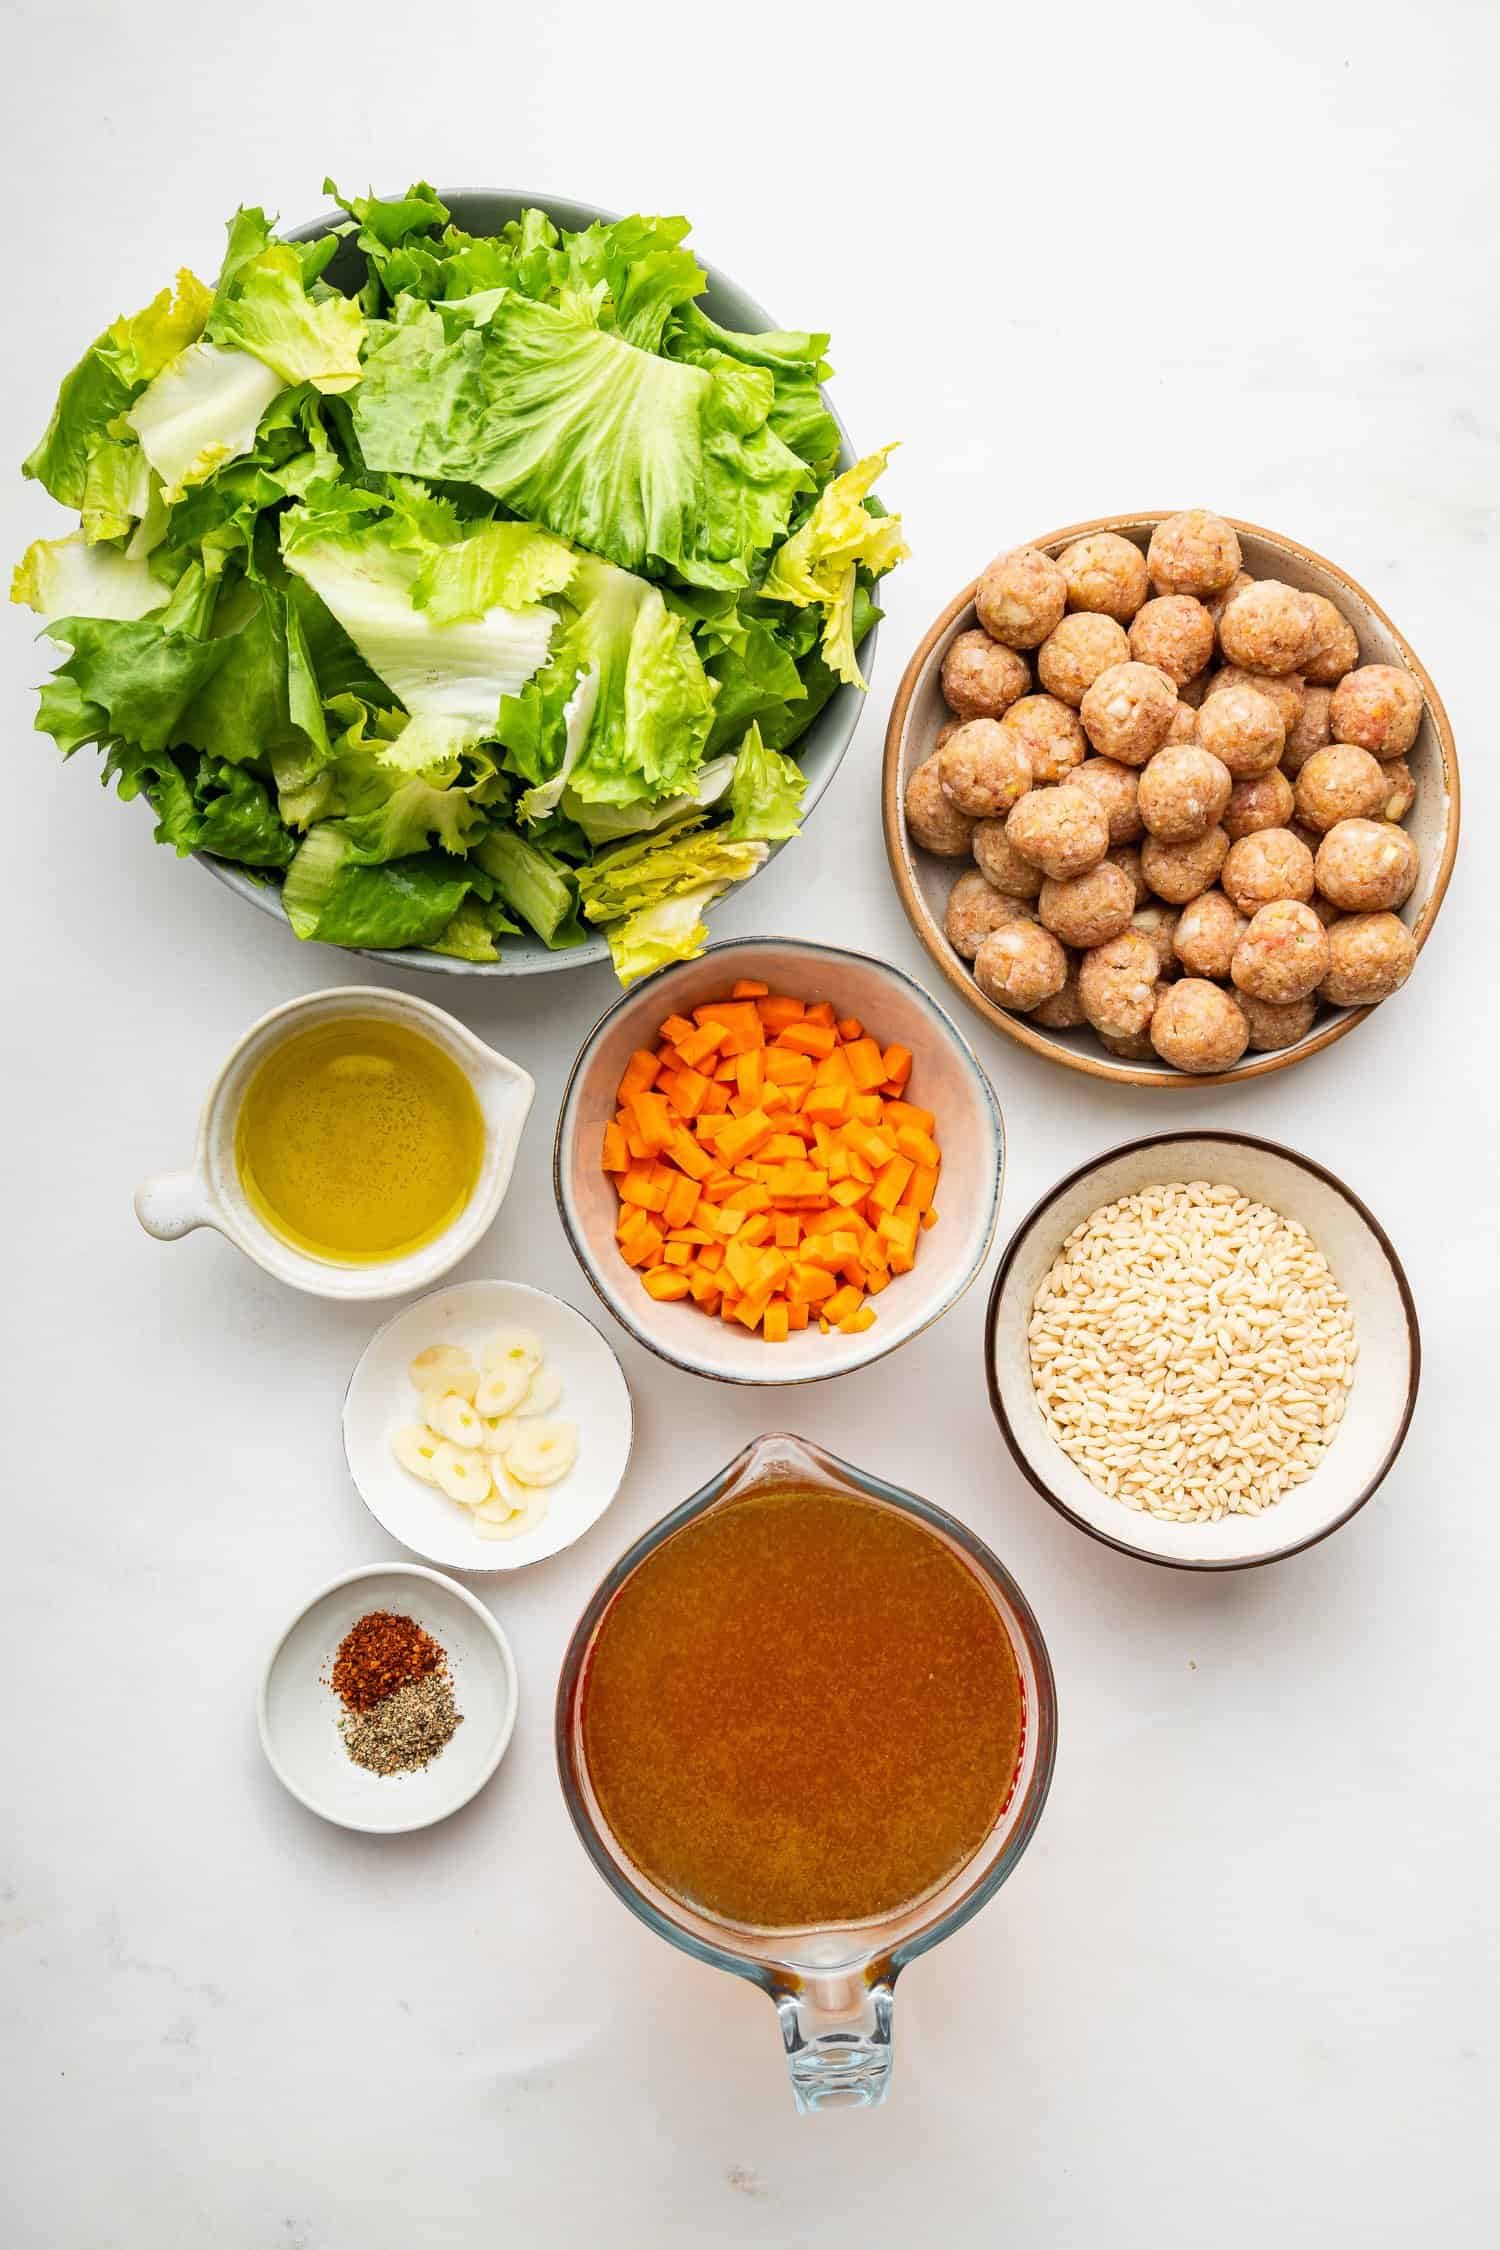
905,510,1425,1074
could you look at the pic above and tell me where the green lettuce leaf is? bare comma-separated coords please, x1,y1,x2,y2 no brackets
574,814,767,976
125,341,286,502
472,828,584,947
606,884,722,985
22,270,215,507
353,290,807,588
39,602,231,755
12,533,169,622
207,244,365,394
281,825,475,947
430,892,520,962
102,741,294,864
762,447,907,686
564,752,735,846
726,722,805,841
666,305,839,475
280,494,558,747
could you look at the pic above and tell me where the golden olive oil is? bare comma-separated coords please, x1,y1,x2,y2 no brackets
235,1018,485,1263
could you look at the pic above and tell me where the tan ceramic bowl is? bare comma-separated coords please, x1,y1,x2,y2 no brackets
883,514,1461,1087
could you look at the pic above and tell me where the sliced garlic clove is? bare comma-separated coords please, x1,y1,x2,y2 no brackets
481,1329,543,1379
474,1494,519,1525
409,1345,475,1394
429,1391,483,1447
480,1416,519,1457
513,1363,563,1418
505,1419,579,1488
473,1491,547,1539
391,1425,443,1484
475,1363,532,1418
432,1442,492,1507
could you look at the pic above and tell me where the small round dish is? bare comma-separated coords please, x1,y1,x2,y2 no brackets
884,513,1460,1086
986,1132,1419,1570
343,1280,634,1571
258,1562,517,1833
555,936,1005,1385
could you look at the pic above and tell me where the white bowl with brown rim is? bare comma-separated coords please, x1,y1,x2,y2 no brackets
883,514,1460,1086
985,1132,1419,1569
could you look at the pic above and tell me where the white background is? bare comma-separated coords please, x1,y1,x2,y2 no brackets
4,4,1496,2243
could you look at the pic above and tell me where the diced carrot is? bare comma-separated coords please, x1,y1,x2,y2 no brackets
882,1044,913,1088
619,1167,667,1212
734,1049,764,1105
755,995,805,1032
774,1212,801,1248
777,1020,837,1059
715,1109,776,1165
764,1048,815,1089
836,1016,864,1042
688,1265,722,1308
844,1122,898,1169
627,1090,675,1154
823,1284,864,1326
668,1129,715,1183
803,1084,850,1126
787,1298,810,1330
901,1164,938,1213
667,1067,711,1120
731,978,770,999
601,1121,629,1172
763,1300,790,1344
696,1242,725,1274
674,1021,728,1070
838,1306,878,1334
618,1049,659,1101
788,1262,838,1306
700,1081,732,1114
662,1241,695,1267
642,1266,692,1301
870,1156,916,1213
723,1184,772,1214
830,1177,868,1210
662,1174,700,1230
693,1000,764,1051
842,1036,888,1091
847,1092,884,1126
805,1000,837,1029
621,1221,664,1268
894,1123,942,1168
660,1014,696,1047
883,1099,936,1134
921,1207,938,1230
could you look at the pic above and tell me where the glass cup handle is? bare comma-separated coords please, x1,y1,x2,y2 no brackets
776,1980,894,2113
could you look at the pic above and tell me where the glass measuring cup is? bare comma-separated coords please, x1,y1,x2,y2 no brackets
556,1431,1057,2112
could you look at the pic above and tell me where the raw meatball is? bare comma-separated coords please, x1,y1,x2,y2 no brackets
1205,569,1255,628
1131,903,1182,979
1209,665,1306,733
1231,900,1331,1004
999,694,1088,784
1129,596,1216,687
1031,957,1087,1030
1239,993,1319,1051
1221,827,1316,915
1281,684,1334,776
1039,860,1135,948
1379,758,1417,823
1078,929,1162,1041
1195,682,1284,778
1150,980,1249,1073
1174,889,1248,979
1079,661,1178,765
1099,1016,1162,1063
975,547,1068,650
1224,770,1295,840
1108,844,1149,907
1321,912,1417,1006
1005,785,1109,879
1166,704,1199,743
1141,826,1230,904
1037,613,1131,707
1073,756,1143,843
1302,595,1360,686
1329,664,1423,758
1314,818,1419,912
1293,743,1388,831
1056,533,1150,622
938,718,1034,817
1137,745,1233,842
906,755,975,856
973,922,1068,1013
945,869,1031,960
941,629,1031,719
972,819,1044,898
1217,581,1321,675
1147,510,1242,596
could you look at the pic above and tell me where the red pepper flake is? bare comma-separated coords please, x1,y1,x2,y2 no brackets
330,1610,445,1713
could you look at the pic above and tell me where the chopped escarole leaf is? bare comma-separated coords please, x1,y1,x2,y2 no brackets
22,268,215,509
11,533,169,623
125,341,286,503
353,290,808,589
575,813,768,980
280,498,560,747
207,243,365,394
763,446,907,687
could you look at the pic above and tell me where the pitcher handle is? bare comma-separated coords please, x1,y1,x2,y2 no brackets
134,1169,219,1242
776,1980,894,2114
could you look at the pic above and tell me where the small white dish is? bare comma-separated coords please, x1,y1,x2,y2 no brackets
134,985,535,1301
986,1132,1419,1569
344,1280,634,1571
554,936,1005,1386
258,1562,517,1833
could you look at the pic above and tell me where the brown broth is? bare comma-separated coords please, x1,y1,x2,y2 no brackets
579,1486,1024,1933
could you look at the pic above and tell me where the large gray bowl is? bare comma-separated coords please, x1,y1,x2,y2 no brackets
198,189,877,977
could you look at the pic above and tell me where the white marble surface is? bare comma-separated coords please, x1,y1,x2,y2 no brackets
4,5,1496,2243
